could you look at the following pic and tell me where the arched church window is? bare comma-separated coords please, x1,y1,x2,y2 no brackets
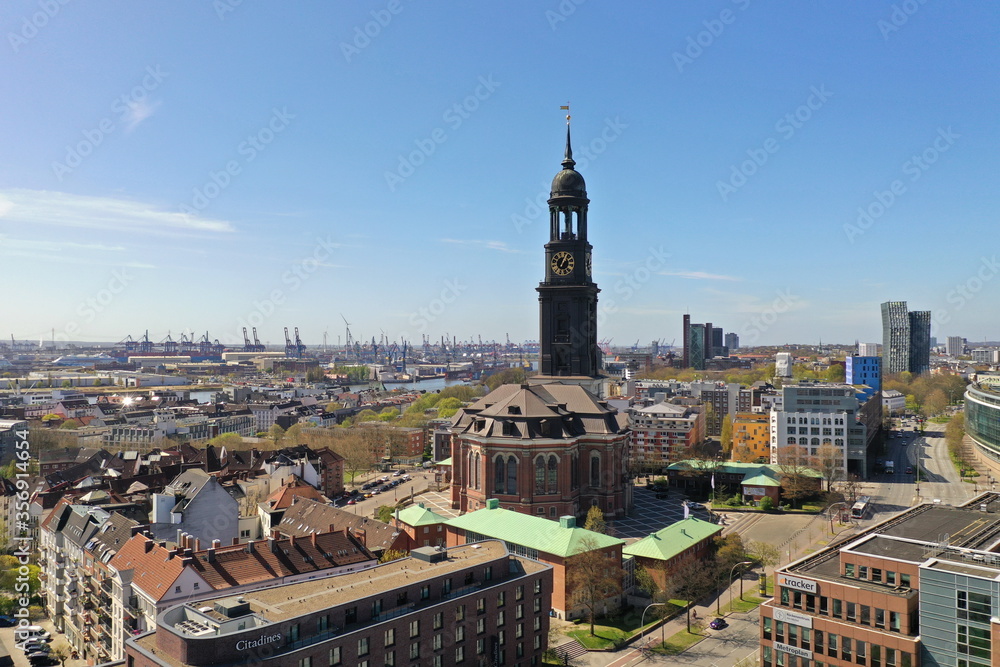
590,453,601,487
506,456,517,496
494,455,505,494
535,456,545,494
547,455,558,494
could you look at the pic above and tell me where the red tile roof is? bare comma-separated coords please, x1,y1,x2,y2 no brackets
110,530,374,601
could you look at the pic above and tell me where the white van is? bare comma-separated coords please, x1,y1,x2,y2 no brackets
14,626,50,643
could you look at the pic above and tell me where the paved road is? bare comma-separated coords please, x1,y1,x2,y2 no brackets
865,423,975,526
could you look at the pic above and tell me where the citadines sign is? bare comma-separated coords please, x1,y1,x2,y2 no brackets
775,642,813,660
777,574,818,594
235,633,282,651
774,607,813,628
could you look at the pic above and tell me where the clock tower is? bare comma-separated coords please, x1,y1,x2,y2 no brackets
534,118,602,390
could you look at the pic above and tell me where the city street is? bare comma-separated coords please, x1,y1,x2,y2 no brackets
868,422,975,524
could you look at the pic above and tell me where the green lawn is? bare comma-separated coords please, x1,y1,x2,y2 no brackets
564,604,684,649
654,629,706,655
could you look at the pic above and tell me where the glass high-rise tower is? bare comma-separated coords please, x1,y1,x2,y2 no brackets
881,301,931,375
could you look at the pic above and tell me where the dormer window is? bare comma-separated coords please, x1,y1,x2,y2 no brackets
507,406,521,415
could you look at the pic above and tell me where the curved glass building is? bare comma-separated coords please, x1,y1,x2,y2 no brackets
965,382,1000,462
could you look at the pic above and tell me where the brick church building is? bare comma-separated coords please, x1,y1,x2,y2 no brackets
449,117,632,520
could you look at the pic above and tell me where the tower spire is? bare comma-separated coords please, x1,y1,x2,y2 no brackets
561,105,575,169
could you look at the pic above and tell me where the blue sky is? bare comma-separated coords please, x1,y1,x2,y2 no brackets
1,1,997,349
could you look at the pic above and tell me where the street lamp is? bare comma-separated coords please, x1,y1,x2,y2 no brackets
730,561,754,608
640,602,668,648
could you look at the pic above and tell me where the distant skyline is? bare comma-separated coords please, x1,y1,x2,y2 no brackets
2,2,997,347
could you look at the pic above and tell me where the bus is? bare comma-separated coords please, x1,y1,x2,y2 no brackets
851,495,872,519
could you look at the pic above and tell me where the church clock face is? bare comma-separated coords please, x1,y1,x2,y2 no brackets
551,251,575,276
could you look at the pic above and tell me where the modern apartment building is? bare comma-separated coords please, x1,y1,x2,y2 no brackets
732,412,770,462
122,540,553,667
761,497,1000,667
776,353,794,378
881,302,932,376
725,332,740,352
629,400,705,471
946,336,965,357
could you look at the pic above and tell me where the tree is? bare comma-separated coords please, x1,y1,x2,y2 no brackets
378,407,400,422
305,366,327,383
731,442,758,464
58,418,81,430
746,540,780,571
325,401,344,412
207,432,244,449
720,415,733,453
665,557,716,632
483,367,529,390
814,443,845,492
436,397,464,419
776,445,817,508
267,424,286,447
376,505,396,523
284,423,304,443
356,409,380,422
824,364,846,383
379,549,408,564
332,432,377,484
49,646,69,666
839,475,865,504
714,533,748,572
567,538,622,636
583,505,606,534
923,389,948,417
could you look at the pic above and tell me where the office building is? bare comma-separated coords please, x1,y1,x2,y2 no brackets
881,301,931,376
769,383,870,478
845,356,881,392
946,336,965,357
725,332,740,352
761,497,1000,667
965,381,1000,466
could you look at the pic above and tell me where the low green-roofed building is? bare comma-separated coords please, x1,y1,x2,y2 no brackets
622,517,722,590
446,498,623,559
445,498,625,619
396,502,449,527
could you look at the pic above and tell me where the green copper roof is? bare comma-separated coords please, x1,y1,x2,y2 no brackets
437,457,453,466
666,459,822,479
621,517,722,562
396,503,449,527
740,472,781,487
445,500,623,558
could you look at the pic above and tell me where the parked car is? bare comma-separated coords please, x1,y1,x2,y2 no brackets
346,499,356,505
709,618,728,630
0,615,15,627
905,467,913,474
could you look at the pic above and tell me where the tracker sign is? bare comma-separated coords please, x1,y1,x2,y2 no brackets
776,574,818,595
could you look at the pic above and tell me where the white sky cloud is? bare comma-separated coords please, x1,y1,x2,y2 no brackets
659,270,742,282
0,189,236,235
123,99,161,133
440,238,521,253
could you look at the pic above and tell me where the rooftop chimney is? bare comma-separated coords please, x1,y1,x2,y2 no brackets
310,532,317,548
289,534,296,548
143,540,154,554
212,539,221,549
268,537,277,553
206,547,215,563
194,538,201,552
246,540,255,554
